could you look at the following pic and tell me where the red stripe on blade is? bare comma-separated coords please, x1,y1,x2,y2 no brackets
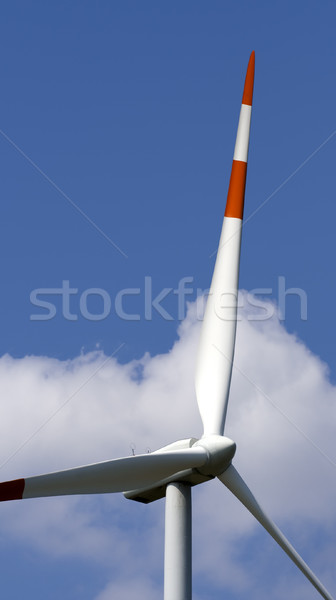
0,478,25,501
242,51,255,106
224,160,247,220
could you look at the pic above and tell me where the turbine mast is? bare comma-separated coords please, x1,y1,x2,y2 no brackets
164,482,192,600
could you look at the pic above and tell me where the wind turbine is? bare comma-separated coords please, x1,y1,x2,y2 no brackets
0,52,333,600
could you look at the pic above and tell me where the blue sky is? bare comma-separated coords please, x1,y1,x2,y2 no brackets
0,2,335,599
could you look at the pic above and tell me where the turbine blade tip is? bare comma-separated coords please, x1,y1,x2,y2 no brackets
242,51,255,106
0,478,25,501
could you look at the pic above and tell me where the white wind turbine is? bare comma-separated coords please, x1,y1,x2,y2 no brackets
0,52,334,600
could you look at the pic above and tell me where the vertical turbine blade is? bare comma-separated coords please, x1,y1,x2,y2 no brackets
219,465,334,600
195,52,255,436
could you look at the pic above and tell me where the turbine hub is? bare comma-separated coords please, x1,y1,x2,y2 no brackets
193,435,236,477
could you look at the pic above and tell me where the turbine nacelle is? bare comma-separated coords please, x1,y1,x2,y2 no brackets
193,435,236,477
154,434,236,478
124,435,236,504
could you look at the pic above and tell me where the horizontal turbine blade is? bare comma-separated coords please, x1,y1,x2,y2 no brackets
219,465,334,600
195,51,255,437
0,447,208,501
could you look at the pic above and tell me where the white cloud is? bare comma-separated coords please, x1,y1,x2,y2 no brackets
95,577,161,600
0,292,335,599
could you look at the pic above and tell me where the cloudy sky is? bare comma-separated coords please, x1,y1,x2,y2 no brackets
0,2,335,599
